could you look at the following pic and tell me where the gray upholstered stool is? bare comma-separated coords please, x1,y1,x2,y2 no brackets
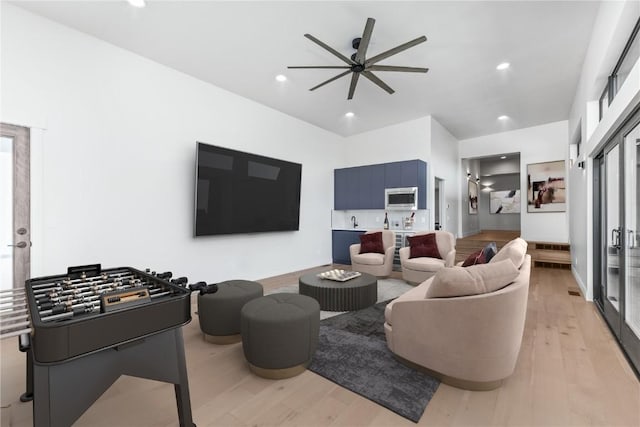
241,293,320,379
198,280,263,344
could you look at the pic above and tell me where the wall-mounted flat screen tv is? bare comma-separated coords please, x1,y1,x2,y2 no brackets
194,142,302,236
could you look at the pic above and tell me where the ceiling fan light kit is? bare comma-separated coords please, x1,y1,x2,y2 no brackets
288,18,429,100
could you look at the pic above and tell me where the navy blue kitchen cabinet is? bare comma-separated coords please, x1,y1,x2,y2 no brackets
334,167,361,210
384,162,403,188
357,167,370,210
400,161,418,187
332,230,365,264
334,168,349,210
385,160,422,188
345,168,359,208
335,160,426,210
370,164,386,208
356,164,385,209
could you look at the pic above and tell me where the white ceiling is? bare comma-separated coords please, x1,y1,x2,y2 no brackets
9,0,600,139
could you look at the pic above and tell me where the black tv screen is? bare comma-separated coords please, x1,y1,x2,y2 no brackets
194,142,302,236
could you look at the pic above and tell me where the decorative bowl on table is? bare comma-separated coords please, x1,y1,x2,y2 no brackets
316,269,361,282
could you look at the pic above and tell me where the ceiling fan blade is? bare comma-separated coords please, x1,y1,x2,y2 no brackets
347,73,360,100
365,36,427,66
288,66,351,69
304,34,355,65
367,65,429,73
355,18,375,64
362,71,394,94
309,70,352,91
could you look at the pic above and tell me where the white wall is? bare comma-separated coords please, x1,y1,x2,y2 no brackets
480,157,520,176
429,117,460,237
459,121,570,243
567,0,640,298
1,5,343,282
341,117,430,167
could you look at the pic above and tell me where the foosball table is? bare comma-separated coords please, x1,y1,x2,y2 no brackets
8,264,198,427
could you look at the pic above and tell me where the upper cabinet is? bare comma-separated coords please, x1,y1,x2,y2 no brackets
335,164,384,210
334,160,427,210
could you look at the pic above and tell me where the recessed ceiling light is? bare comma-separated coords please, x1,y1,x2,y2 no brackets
127,0,146,8
345,112,355,118
496,62,510,70
500,156,507,159
275,74,287,82
498,115,509,120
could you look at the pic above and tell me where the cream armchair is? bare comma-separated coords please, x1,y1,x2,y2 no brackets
349,230,396,277
399,230,456,284
385,238,531,390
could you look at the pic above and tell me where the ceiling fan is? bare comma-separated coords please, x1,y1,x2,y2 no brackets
288,18,428,100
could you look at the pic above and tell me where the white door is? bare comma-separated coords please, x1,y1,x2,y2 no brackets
0,123,30,290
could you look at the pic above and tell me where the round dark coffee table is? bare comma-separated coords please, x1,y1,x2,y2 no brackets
298,272,377,311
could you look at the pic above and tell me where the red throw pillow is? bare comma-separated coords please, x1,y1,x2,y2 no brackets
408,233,441,259
359,232,385,254
462,249,487,267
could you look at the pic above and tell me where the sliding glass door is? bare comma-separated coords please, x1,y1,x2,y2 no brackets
622,121,640,365
595,109,640,373
605,144,621,326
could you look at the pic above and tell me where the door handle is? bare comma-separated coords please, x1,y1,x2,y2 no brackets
7,242,28,248
611,228,621,249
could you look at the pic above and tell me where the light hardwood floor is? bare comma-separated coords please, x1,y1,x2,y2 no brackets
2,265,639,426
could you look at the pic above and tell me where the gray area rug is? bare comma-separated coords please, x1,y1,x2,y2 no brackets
308,300,440,423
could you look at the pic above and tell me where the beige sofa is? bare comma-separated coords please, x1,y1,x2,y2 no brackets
384,238,531,390
349,230,395,277
399,230,456,284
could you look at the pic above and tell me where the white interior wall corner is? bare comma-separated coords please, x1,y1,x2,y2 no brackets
428,116,461,237
2,4,343,281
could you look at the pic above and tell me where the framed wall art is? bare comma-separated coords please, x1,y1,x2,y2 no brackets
527,160,566,212
468,180,478,215
490,189,521,214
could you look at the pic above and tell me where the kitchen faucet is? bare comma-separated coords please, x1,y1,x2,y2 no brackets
351,216,358,228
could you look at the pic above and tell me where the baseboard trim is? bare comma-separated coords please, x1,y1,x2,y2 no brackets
571,266,589,301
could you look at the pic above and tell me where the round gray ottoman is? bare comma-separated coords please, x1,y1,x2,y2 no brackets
241,293,320,379
198,280,263,344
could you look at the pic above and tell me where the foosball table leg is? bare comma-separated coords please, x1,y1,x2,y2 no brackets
173,328,196,427
175,383,196,426
19,333,33,402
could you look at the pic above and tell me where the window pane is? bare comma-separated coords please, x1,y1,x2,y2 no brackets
600,86,610,121
616,30,640,93
624,123,640,336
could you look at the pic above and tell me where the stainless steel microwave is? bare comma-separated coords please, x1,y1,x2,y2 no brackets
385,187,418,210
